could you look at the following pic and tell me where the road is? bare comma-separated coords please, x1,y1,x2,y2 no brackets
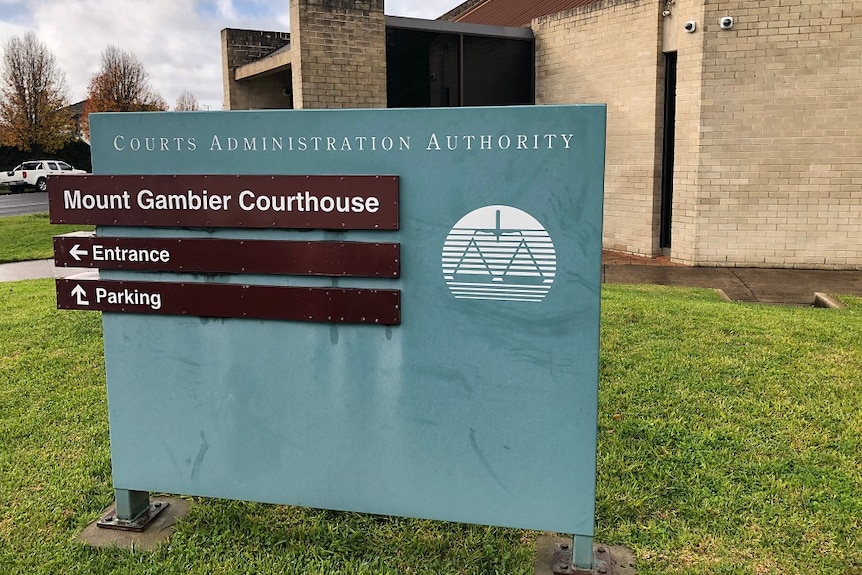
0,191,48,217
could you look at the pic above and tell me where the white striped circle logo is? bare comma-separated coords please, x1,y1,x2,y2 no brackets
442,205,557,302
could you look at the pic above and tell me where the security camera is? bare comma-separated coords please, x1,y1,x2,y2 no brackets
720,16,734,29
684,20,696,33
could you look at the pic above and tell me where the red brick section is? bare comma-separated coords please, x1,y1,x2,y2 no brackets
440,0,604,27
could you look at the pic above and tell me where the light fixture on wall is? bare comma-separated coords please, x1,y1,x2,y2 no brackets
662,0,674,17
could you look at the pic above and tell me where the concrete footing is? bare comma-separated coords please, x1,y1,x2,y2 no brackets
534,535,637,574
75,497,192,551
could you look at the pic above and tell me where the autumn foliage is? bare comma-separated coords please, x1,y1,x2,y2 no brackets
83,46,167,136
0,32,73,153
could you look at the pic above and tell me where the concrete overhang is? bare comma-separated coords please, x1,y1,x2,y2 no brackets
235,44,292,81
385,15,534,40
233,16,533,83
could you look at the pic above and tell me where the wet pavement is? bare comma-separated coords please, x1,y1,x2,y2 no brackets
602,252,862,305
0,191,48,217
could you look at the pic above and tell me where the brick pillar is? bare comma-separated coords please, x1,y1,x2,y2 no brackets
290,0,387,109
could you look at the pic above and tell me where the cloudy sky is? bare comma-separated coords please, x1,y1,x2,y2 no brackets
0,0,465,111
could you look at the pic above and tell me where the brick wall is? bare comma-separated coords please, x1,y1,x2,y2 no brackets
670,1,707,265
290,0,387,109
678,0,862,268
536,0,862,268
534,0,664,257
221,29,292,110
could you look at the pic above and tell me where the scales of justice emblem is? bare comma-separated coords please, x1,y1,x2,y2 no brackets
442,205,557,302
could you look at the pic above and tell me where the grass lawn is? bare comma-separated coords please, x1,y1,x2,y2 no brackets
1,281,860,574
0,213,95,263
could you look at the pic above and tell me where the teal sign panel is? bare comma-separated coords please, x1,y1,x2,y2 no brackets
88,105,605,536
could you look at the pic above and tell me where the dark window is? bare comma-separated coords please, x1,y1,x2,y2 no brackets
462,36,533,106
386,27,533,109
387,29,460,108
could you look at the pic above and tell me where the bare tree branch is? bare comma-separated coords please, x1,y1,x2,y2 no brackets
175,90,199,111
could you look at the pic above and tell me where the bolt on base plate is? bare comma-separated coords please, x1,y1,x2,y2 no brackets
552,541,613,575
535,536,637,575
96,501,170,532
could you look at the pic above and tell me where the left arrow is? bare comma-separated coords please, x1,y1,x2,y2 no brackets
69,244,88,261
71,284,89,306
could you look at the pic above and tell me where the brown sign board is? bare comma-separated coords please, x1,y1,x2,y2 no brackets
48,174,399,230
57,275,401,325
54,233,400,278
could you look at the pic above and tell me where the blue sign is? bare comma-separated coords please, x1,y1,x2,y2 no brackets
87,105,605,536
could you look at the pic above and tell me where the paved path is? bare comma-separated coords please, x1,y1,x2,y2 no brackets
0,259,87,282
604,264,862,305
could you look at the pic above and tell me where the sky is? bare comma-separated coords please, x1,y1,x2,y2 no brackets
0,0,465,111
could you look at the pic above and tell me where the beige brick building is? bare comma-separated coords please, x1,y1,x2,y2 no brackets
222,0,862,270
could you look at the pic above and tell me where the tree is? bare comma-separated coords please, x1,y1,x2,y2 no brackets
83,46,167,134
175,90,199,111
0,31,73,153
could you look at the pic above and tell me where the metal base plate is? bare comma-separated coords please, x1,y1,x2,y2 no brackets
535,536,637,575
96,501,170,532
552,541,612,575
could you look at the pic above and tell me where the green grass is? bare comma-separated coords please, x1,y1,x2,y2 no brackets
0,213,94,263
1,281,860,574
598,286,862,575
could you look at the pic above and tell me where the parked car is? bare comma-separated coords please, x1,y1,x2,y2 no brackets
0,160,87,193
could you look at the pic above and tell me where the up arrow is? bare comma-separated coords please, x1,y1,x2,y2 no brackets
69,244,88,261
71,284,89,306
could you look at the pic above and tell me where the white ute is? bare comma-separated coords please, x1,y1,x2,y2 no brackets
0,159,87,193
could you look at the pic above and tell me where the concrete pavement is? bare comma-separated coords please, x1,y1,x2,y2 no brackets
601,252,862,305
1,253,861,305
0,259,87,282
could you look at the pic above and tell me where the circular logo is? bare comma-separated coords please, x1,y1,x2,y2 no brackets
442,206,557,302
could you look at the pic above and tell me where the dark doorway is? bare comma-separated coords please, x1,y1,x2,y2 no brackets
660,51,677,250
